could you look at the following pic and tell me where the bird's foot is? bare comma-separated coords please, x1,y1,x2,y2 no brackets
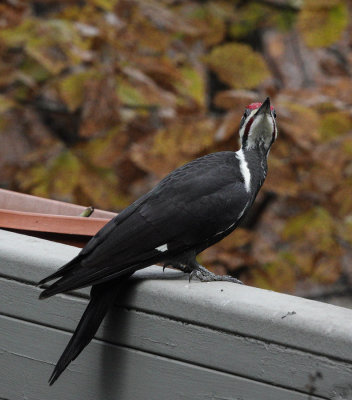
163,261,192,273
189,264,243,284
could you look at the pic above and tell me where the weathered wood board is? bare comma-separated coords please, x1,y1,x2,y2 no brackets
1,229,352,400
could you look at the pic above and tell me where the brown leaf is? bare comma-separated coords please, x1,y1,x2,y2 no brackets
79,75,120,138
213,90,258,110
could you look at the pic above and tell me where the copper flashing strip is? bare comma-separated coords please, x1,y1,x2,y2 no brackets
0,189,117,219
0,209,111,236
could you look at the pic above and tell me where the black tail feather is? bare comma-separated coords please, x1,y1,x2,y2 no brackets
39,261,144,300
48,275,132,385
38,255,82,287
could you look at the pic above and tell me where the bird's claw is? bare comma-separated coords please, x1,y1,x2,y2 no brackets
163,263,171,272
189,264,243,284
163,262,192,273
188,269,198,282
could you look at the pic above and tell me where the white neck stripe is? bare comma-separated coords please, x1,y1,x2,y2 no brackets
236,149,251,193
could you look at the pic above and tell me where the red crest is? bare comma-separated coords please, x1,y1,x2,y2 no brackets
246,102,274,111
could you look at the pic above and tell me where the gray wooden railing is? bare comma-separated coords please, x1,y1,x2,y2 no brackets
1,229,352,400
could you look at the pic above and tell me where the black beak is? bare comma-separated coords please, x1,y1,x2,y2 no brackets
255,97,271,116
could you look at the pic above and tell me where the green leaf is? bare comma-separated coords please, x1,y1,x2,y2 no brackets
58,70,100,112
283,207,335,252
319,111,352,141
297,0,348,48
229,3,296,40
51,150,81,196
2,18,91,74
0,19,35,47
116,79,149,106
185,2,227,46
229,3,269,39
175,66,206,107
204,43,270,89
0,95,16,113
90,0,119,11
20,58,50,83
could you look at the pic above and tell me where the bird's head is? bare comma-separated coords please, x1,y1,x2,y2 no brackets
239,97,277,153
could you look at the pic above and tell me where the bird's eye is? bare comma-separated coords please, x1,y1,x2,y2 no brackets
273,110,277,119
240,109,250,129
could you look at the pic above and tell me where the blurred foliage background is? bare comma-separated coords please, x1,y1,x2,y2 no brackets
1,0,352,301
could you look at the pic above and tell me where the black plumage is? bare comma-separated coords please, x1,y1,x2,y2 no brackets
39,97,277,384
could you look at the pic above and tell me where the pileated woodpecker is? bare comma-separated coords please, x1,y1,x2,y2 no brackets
39,97,277,384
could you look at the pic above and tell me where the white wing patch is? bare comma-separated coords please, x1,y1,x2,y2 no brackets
236,149,251,193
156,244,168,252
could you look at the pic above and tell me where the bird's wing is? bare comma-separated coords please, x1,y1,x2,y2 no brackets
140,152,250,249
39,152,249,297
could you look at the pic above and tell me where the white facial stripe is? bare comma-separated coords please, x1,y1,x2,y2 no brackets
239,109,257,139
236,149,251,192
156,244,168,252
